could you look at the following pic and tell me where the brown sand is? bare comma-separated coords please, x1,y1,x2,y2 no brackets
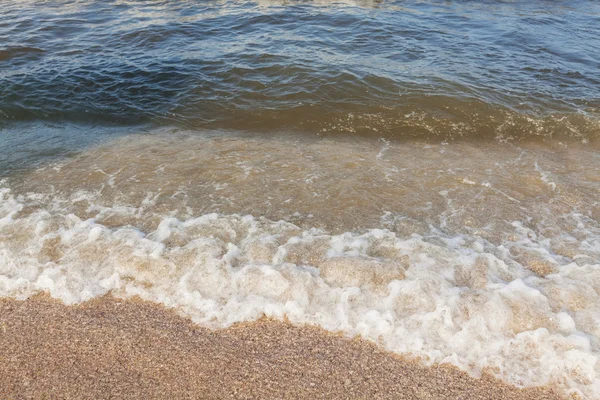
0,295,562,400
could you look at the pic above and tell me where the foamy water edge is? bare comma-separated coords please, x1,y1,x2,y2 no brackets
1,185,599,398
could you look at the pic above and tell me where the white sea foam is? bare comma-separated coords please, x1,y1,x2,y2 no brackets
1,185,599,398
535,161,557,191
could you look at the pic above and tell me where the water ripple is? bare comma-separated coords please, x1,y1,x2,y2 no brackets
1,0,599,141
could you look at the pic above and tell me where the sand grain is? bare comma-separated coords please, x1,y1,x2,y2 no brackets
0,296,563,399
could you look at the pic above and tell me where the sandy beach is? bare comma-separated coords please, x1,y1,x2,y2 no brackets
2,1,599,398
0,295,562,399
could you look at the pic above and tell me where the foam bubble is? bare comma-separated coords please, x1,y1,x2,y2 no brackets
1,185,599,398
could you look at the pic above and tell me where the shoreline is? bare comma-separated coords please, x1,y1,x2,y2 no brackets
0,295,563,399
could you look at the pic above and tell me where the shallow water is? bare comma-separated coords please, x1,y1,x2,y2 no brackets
2,129,600,398
1,1,600,398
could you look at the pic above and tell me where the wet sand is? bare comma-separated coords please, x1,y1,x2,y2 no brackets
0,296,562,399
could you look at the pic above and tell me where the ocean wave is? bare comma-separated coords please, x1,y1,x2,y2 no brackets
1,101,598,143
1,0,599,142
